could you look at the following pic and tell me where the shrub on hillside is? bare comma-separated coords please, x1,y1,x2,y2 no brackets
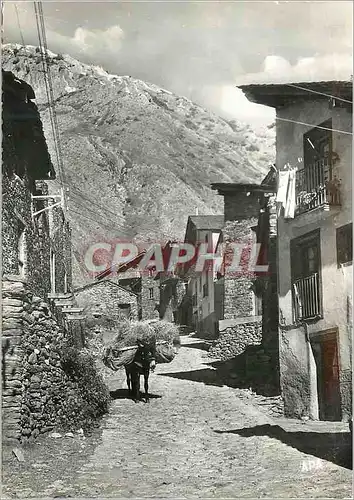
59,342,110,430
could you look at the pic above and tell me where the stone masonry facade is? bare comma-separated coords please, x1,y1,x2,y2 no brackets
2,70,71,299
141,276,160,320
210,180,281,396
2,71,109,442
209,317,262,360
74,280,139,323
2,276,98,443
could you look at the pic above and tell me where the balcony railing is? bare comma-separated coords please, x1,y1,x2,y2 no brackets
295,158,341,215
292,272,322,321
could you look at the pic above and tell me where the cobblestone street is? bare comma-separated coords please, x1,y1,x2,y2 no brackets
3,337,352,499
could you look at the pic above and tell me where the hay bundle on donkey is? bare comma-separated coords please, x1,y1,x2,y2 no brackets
144,319,180,364
102,320,180,370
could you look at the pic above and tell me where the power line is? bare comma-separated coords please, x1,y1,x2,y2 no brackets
68,186,127,223
275,116,352,136
69,208,131,236
67,189,127,226
68,202,127,233
14,4,25,46
33,1,67,212
286,83,352,105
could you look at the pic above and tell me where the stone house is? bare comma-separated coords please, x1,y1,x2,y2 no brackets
1,70,89,442
2,69,72,302
180,216,224,339
240,80,352,421
208,180,279,397
74,279,139,324
96,248,171,320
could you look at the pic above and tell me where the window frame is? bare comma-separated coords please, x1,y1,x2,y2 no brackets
336,223,353,267
290,229,323,322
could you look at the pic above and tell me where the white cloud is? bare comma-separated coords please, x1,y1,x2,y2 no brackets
194,85,275,127
72,25,124,54
236,53,352,85
220,86,275,126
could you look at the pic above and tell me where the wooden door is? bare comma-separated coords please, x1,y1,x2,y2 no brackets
313,334,341,421
321,338,341,421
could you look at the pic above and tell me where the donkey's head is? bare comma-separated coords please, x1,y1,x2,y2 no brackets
136,339,156,371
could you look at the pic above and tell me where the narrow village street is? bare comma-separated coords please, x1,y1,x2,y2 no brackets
2,336,352,499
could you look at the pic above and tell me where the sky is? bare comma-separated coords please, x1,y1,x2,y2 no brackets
3,1,353,127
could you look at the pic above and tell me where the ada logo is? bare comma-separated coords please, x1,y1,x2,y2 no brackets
300,457,324,472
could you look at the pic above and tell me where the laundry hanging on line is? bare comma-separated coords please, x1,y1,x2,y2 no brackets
276,166,297,219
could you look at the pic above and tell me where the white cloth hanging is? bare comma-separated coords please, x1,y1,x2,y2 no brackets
284,169,296,219
276,170,290,205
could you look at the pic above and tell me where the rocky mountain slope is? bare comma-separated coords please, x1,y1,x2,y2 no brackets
3,44,275,285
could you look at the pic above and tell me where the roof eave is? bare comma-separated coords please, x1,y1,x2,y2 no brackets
238,81,353,108
211,183,275,195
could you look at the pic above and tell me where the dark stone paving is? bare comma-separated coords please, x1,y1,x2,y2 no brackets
2,339,352,498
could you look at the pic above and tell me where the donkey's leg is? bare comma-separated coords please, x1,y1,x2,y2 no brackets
143,372,149,403
132,372,140,403
125,367,131,393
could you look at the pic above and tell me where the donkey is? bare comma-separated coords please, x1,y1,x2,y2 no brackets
125,339,156,403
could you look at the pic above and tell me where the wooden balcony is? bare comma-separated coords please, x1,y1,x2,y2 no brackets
293,272,322,321
295,158,341,215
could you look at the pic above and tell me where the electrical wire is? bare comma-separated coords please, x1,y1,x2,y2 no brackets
69,208,131,236
275,116,352,135
34,1,67,211
286,83,352,105
14,4,25,46
68,187,127,223
67,191,127,226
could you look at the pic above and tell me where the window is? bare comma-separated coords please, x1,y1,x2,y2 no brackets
252,293,263,316
296,120,338,213
64,272,68,294
336,223,352,266
203,281,209,298
149,287,154,299
118,303,131,319
291,230,322,321
50,250,56,293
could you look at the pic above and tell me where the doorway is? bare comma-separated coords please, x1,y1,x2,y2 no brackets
311,330,342,421
118,304,131,320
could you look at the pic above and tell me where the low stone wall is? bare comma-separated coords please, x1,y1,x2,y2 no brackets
208,316,262,360
247,393,284,418
2,276,109,443
197,312,217,340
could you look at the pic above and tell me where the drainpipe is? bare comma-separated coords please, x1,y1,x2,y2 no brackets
303,320,319,420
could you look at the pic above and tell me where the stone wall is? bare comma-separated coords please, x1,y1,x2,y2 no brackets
2,276,109,443
279,327,311,418
141,276,160,320
197,312,217,339
222,213,258,320
224,190,261,222
74,280,139,323
253,193,280,394
2,71,72,301
209,317,262,360
2,173,52,300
